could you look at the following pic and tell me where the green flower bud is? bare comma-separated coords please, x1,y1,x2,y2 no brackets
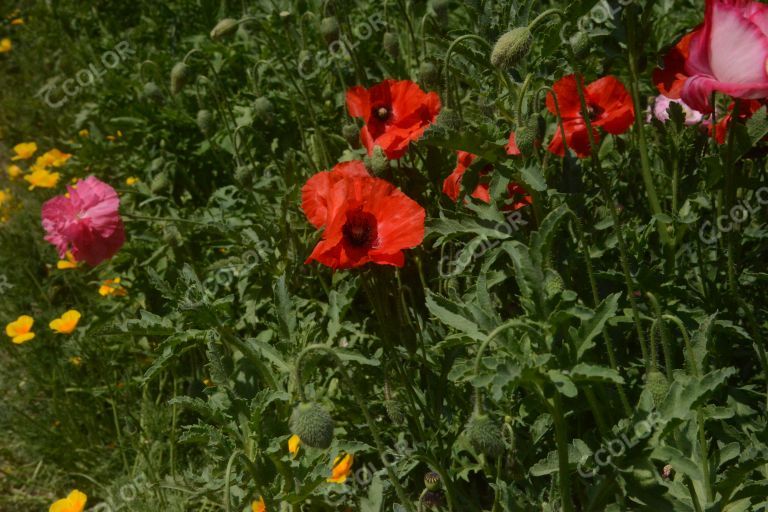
569,31,590,59
490,27,533,71
253,96,274,119
424,471,441,491
465,414,505,458
370,146,390,175
210,18,239,40
383,32,399,58
320,16,340,44
646,370,669,407
544,270,564,298
170,62,190,95
418,61,441,91
342,123,360,148
384,399,406,425
143,82,163,101
289,402,334,449
196,109,213,136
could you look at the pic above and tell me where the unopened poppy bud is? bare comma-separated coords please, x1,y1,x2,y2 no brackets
432,0,450,18
196,109,213,135
342,123,360,148
320,16,340,44
370,146,390,175
170,62,190,95
646,370,669,407
515,125,536,156
143,82,163,101
235,164,254,186
569,31,590,59
289,402,334,449
544,270,564,297
151,172,170,193
210,18,239,40
253,96,274,123
384,399,406,424
424,471,441,491
491,26,533,70
418,61,441,91
465,414,505,458
436,107,461,131
383,32,399,58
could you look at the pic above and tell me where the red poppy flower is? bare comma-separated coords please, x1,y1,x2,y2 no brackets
301,162,425,269
546,74,635,158
710,99,764,144
442,151,532,211
505,131,522,156
653,31,697,99
346,79,441,160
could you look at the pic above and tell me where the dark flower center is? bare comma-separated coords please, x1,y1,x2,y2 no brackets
586,103,604,121
375,106,390,121
342,209,378,248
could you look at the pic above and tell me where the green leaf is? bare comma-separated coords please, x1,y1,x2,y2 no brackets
570,363,624,384
651,446,703,482
548,370,578,398
530,204,571,269
359,475,384,512
274,274,296,343
425,292,483,338
575,293,621,360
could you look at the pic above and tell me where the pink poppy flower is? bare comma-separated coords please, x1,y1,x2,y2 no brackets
647,95,705,125
681,0,768,113
41,176,125,266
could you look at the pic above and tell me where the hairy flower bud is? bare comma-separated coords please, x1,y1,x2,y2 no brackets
383,32,399,58
170,62,190,95
646,370,669,407
491,27,533,70
465,414,505,458
210,18,239,40
196,109,213,136
234,164,254,186
569,31,590,59
143,82,163,102
289,402,334,449
253,96,274,118
384,399,406,424
320,16,340,44
418,61,441,91
342,123,360,148
370,146,390,175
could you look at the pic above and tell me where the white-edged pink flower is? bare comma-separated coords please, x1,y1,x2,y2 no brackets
647,95,705,125
41,176,125,266
682,0,768,112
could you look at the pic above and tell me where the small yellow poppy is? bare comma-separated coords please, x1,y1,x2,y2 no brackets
5,315,35,344
288,434,301,457
0,38,11,53
11,142,36,160
99,278,127,297
251,496,266,512
49,310,81,334
69,356,82,367
49,489,87,512
10,18,23,25
24,167,60,190
125,176,139,186
57,251,80,270
6,165,22,179
36,148,72,168
327,453,354,484
78,129,89,138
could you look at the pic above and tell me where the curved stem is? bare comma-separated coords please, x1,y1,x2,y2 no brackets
662,314,699,377
528,8,564,31
443,34,492,109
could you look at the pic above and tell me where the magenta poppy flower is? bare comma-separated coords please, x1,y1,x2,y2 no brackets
42,176,125,266
681,0,768,113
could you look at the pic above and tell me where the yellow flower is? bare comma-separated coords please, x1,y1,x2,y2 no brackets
69,356,82,367
327,453,354,484
25,167,60,190
11,142,36,160
6,165,22,179
0,188,12,222
251,496,266,512
49,310,81,334
125,176,139,186
99,278,127,297
288,434,301,457
5,315,35,344
49,489,87,512
0,38,11,53
57,251,81,270
78,129,89,138
36,148,72,168
202,378,213,387
10,18,23,25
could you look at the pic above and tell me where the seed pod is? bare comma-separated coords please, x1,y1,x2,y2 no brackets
490,27,533,70
320,16,340,44
170,62,190,95
418,61,441,91
143,82,163,101
342,123,360,148
289,402,335,449
646,370,669,407
196,109,213,136
422,490,446,509
569,31,590,59
465,414,505,458
210,18,239,40
424,471,441,491
383,32,399,58
370,146,390,175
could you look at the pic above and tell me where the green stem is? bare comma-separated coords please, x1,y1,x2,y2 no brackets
647,293,673,380
551,390,575,512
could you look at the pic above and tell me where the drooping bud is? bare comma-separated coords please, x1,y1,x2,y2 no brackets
569,31,590,59
143,82,163,102
196,109,213,136
210,18,239,40
424,471,441,491
464,414,505,458
490,27,533,70
170,62,190,95
646,370,669,407
383,32,399,58
289,402,335,449
253,96,274,119
384,399,406,425
370,146,390,175
342,123,360,148
418,61,441,91
320,16,340,44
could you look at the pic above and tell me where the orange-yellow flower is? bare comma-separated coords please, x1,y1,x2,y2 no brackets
0,38,11,53
11,142,36,160
69,356,82,367
327,453,354,483
5,315,35,344
49,310,81,334
10,18,23,25
125,176,139,186
36,148,72,168
0,189,12,222
24,167,60,189
6,165,22,179
251,496,266,512
99,278,127,297
56,251,81,270
288,434,301,457
49,489,87,512
78,129,89,138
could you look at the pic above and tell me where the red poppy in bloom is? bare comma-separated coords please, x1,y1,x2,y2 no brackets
41,176,125,266
680,0,768,113
653,31,697,99
505,132,522,156
346,79,441,160
442,151,532,211
301,162,425,269
711,99,764,144
546,74,635,158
